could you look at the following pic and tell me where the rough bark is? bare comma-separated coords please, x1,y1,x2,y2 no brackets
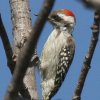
9,0,38,99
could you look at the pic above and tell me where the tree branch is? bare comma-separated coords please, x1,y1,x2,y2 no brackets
8,0,40,99
78,0,100,9
0,14,14,73
0,12,32,100
4,0,55,100
72,10,100,100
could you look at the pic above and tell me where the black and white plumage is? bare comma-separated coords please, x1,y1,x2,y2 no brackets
40,9,76,100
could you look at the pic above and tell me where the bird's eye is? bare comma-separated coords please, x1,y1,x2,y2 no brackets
52,15,62,21
64,24,70,27
52,15,58,19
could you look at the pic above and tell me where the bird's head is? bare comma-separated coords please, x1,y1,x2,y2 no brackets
48,9,76,33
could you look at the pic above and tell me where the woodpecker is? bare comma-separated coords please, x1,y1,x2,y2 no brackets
40,9,76,100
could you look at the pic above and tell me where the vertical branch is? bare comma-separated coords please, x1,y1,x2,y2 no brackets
5,0,55,100
72,10,100,100
8,0,38,99
0,14,14,73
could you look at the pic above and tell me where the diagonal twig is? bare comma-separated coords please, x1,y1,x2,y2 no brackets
77,0,100,9
0,14,14,73
4,0,55,100
72,10,100,100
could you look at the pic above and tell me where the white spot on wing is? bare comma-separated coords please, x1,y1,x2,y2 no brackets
64,62,67,66
68,51,70,54
65,57,68,60
62,67,65,72
62,57,65,60
64,53,66,56
63,48,66,51
60,52,64,56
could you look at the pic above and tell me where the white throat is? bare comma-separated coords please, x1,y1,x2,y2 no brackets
59,26,74,34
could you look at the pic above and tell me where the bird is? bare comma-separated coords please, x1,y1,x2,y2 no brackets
40,9,76,100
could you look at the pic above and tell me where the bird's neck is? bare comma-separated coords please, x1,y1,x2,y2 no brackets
60,26,73,33
54,26,73,35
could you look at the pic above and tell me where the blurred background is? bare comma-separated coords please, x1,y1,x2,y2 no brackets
0,0,100,100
